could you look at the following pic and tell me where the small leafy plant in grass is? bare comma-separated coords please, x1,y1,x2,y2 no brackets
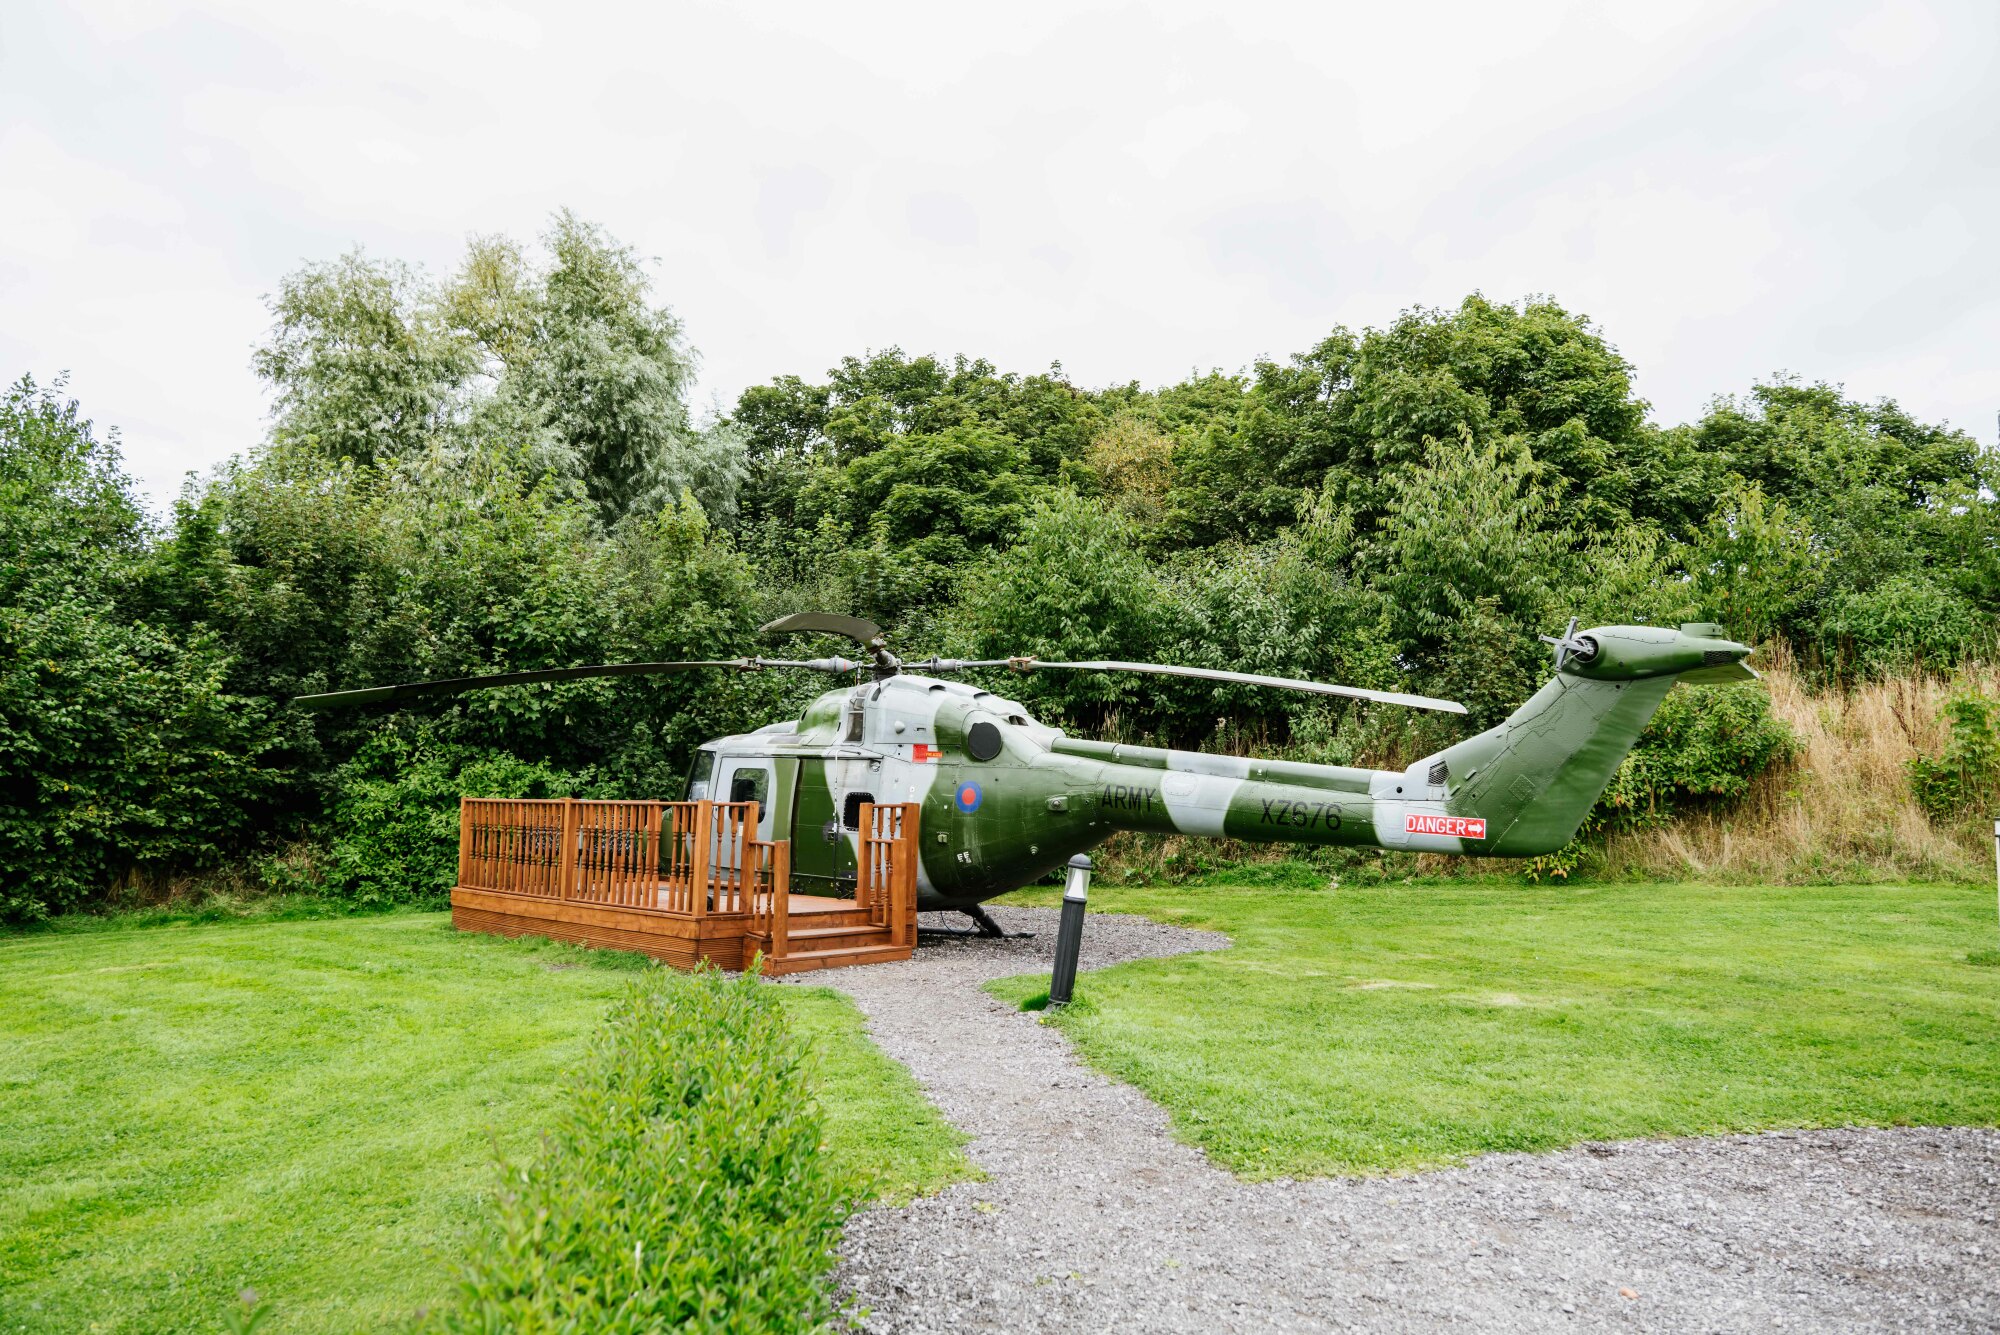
422,963,852,1333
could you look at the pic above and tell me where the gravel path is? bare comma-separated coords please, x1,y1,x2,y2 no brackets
800,905,2000,1333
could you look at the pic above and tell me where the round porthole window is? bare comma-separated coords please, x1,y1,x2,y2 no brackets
966,720,1003,762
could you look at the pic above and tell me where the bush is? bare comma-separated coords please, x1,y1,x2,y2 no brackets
322,731,583,909
1909,691,2000,823
1,377,278,921
1597,684,1796,830
424,966,850,1334
1820,574,1985,679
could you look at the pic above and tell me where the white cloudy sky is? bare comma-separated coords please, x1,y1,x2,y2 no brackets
4,0,1996,512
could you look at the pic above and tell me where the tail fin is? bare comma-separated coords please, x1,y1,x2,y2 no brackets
1424,623,1755,857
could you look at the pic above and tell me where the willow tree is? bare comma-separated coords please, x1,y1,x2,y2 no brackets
254,212,742,528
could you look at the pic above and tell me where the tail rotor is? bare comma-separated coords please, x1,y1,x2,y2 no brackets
1539,617,1599,671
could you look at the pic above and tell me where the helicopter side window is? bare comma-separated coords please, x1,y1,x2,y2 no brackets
966,720,1003,762
728,767,769,808
843,792,873,830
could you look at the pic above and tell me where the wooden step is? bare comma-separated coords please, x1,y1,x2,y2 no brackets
796,909,875,930
750,923,895,953
758,942,915,976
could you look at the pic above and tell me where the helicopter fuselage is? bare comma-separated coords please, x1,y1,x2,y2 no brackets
686,622,1755,910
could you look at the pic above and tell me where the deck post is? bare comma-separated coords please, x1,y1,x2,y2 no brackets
688,800,713,921
772,840,791,962
456,796,469,890
557,796,579,900
739,800,759,915
891,804,916,948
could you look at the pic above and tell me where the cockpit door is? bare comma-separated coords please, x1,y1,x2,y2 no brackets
708,757,779,885
788,758,859,896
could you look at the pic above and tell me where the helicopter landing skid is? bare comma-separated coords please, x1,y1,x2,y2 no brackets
916,905,1033,940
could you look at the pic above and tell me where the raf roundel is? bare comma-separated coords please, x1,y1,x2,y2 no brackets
953,781,983,814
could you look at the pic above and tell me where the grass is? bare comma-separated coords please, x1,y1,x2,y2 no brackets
0,914,968,1334
988,879,2000,1178
785,985,975,1205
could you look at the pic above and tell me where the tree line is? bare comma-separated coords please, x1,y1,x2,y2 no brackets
4,213,1992,919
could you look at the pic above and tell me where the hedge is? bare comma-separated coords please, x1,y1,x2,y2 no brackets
422,965,851,1333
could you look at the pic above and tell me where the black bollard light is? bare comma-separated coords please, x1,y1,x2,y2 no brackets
1048,854,1092,1008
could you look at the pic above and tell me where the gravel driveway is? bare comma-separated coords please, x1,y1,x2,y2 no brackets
798,905,2000,1333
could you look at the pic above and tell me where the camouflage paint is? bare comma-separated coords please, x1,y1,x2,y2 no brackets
693,623,1754,910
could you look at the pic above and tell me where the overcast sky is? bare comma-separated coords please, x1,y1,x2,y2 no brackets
5,0,1996,513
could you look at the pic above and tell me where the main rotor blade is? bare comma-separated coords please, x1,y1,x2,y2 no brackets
759,612,885,646
1003,659,1468,715
290,657,862,711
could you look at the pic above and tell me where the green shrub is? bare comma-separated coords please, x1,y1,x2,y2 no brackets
1530,684,1791,881
424,966,851,1334
1909,691,2000,823
322,731,583,908
1820,574,1985,678
1,377,278,921
1596,684,1796,830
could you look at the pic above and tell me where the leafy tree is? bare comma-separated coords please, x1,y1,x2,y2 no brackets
1689,482,1822,646
1820,574,1987,679
1084,413,1176,529
1363,434,1571,686
253,215,739,529
1150,296,1660,549
947,490,1162,725
736,349,1104,599
1670,378,1993,668
493,213,737,527
1,378,276,919
254,253,472,466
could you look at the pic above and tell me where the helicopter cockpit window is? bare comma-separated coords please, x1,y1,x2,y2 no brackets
966,720,1002,762
687,751,715,801
843,792,873,830
728,767,769,808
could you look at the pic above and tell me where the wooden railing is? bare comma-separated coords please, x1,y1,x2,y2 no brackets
457,796,920,967
459,798,568,897
658,800,761,916
746,838,792,961
459,797,768,918
856,802,919,949
573,799,667,908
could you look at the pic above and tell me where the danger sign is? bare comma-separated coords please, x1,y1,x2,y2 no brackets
1405,813,1487,839
911,743,941,763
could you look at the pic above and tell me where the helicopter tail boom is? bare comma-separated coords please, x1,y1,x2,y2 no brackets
1055,623,1754,860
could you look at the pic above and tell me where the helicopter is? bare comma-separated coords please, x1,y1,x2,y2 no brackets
296,613,1755,934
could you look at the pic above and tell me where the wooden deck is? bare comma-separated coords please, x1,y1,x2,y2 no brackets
449,797,918,975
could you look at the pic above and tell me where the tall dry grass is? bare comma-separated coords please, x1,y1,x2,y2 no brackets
1596,644,1995,883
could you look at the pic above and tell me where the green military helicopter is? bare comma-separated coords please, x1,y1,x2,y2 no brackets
297,613,1755,933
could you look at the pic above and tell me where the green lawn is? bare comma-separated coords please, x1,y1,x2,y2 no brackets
0,914,968,1334
989,880,2000,1178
